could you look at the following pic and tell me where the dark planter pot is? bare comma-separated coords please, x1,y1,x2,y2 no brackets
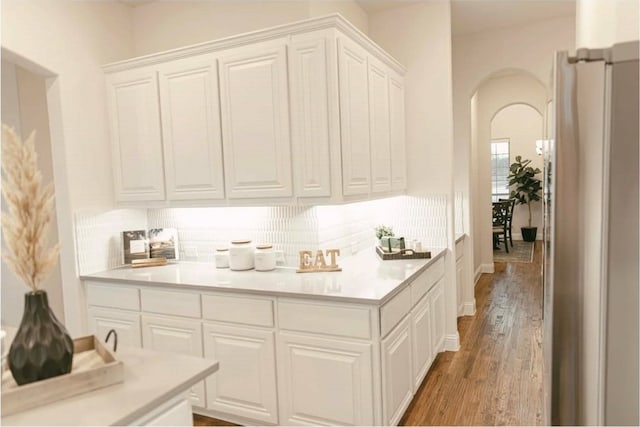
8,290,74,385
521,227,538,242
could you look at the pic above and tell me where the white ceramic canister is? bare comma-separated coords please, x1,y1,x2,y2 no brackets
254,244,276,271
229,240,254,271
215,248,229,269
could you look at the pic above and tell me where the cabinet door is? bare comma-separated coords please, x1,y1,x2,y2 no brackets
203,323,278,424
368,58,391,193
429,278,445,357
141,315,206,408
288,35,332,198
389,72,407,191
456,257,464,316
87,307,142,349
338,37,371,196
381,316,413,426
411,294,433,391
158,54,225,200
106,68,165,201
277,332,374,426
219,40,292,199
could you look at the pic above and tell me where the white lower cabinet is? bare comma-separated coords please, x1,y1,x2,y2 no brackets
429,278,446,357
456,256,464,316
202,323,278,424
277,332,374,426
381,316,413,426
87,307,142,349
141,315,206,408
411,294,433,391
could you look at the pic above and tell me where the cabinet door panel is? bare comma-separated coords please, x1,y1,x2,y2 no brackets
411,295,433,391
430,278,445,356
338,37,371,196
203,323,278,424
277,332,374,426
368,59,391,193
381,316,413,426
158,54,225,200
141,315,205,407
106,68,165,201
456,258,464,316
389,73,407,190
288,36,332,198
88,307,142,349
219,41,292,199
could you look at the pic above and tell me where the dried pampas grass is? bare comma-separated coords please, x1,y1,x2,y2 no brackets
1,124,60,292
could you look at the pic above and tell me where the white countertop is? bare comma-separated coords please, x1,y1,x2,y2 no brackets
82,247,447,305
1,347,218,426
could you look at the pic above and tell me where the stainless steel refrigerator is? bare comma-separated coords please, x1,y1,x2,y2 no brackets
544,41,639,426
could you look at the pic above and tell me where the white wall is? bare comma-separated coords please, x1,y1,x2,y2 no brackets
1,61,65,326
131,0,368,56
453,15,575,274
471,73,547,271
491,103,544,237
369,2,461,347
576,0,639,48
1,0,134,335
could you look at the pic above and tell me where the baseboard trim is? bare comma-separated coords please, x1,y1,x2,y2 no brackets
462,300,476,316
474,263,494,285
443,333,460,351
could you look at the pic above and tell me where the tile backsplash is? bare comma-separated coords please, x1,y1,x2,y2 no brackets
74,195,449,274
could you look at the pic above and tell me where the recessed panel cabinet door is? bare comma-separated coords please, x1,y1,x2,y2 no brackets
277,332,374,426
368,58,391,193
106,68,165,201
338,37,371,196
87,307,142,349
203,323,278,424
381,316,413,426
456,257,464,316
389,73,407,191
141,315,206,408
411,294,433,391
430,278,446,357
218,41,293,199
288,35,332,198
158,54,225,200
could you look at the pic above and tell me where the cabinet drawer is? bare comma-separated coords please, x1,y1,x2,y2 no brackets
410,257,445,307
278,300,372,339
141,288,201,318
380,286,411,337
202,294,274,327
455,239,464,260
86,282,140,311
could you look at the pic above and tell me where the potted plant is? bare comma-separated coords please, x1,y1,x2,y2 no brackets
374,225,394,247
508,155,542,242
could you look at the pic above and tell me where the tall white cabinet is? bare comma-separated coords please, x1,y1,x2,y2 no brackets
104,15,406,205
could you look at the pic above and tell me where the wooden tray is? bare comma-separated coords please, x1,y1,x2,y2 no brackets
376,245,431,260
1,335,124,416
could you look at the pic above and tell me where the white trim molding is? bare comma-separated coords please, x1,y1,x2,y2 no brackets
443,333,460,352
462,300,476,316
474,263,494,285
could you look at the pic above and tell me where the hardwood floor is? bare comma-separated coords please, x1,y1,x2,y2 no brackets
193,242,544,426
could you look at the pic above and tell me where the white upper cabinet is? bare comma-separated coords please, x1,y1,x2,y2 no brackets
103,15,406,205
338,37,372,196
288,32,333,198
368,57,392,193
106,67,165,202
389,72,407,191
218,39,293,199
158,54,225,200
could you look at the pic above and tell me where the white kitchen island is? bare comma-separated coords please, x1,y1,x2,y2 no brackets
1,347,218,426
81,247,450,426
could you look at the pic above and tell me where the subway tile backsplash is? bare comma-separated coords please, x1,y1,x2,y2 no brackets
74,195,449,274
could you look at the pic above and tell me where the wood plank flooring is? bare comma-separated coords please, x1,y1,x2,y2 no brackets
194,242,544,426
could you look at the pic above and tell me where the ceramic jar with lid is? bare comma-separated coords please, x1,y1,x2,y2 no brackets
215,248,229,269
254,245,276,271
229,240,254,271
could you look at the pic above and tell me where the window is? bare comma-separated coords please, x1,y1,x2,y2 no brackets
491,139,510,202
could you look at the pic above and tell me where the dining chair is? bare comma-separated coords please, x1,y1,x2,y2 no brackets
492,201,510,253
499,198,516,247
